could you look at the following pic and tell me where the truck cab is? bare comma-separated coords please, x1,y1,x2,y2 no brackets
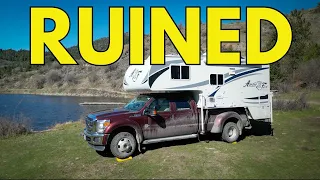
83,92,199,159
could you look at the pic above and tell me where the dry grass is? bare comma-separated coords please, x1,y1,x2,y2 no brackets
273,92,309,111
0,116,30,138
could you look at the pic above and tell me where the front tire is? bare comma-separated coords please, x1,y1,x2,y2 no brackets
222,122,240,143
110,132,137,159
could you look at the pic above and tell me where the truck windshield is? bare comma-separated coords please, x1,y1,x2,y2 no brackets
123,95,150,111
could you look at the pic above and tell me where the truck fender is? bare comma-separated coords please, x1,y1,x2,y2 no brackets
210,111,244,135
105,119,144,150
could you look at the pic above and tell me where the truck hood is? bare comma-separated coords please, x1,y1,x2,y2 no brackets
89,108,136,120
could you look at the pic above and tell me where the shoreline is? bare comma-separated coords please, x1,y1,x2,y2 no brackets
31,121,82,133
0,88,136,99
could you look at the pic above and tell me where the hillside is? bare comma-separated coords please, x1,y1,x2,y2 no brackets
0,6,319,97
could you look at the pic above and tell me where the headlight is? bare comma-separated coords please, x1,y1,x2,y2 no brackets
96,120,110,133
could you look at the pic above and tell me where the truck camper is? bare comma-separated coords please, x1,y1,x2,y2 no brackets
83,54,273,158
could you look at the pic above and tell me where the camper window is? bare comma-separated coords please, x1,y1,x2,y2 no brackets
218,74,223,85
171,66,180,79
210,74,217,85
210,74,224,85
181,66,189,79
171,65,190,80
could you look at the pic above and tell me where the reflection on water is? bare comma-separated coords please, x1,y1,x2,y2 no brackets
0,94,127,131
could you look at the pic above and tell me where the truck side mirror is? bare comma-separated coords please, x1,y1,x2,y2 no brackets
143,107,158,116
143,109,150,115
152,106,158,116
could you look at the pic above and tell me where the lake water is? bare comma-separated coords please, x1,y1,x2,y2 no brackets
0,94,128,131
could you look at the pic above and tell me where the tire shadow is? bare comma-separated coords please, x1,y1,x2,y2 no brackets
142,138,200,152
141,133,223,153
239,121,273,141
97,121,273,158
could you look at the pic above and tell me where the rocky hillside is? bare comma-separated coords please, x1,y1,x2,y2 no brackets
0,5,319,97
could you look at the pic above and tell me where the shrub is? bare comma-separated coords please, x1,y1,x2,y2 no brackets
11,67,21,74
296,58,320,87
104,63,118,73
110,81,117,88
32,75,46,89
51,62,62,69
114,70,124,80
64,73,78,85
0,117,30,138
313,2,320,13
46,70,62,84
105,72,112,79
14,81,22,88
222,44,234,52
272,82,293,93
304,43,320,61
273,93,309,111
267,8,312,83
88,73,99,83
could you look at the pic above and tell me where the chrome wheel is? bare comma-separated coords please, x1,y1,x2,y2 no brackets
110,132,137,158
222,122,240,143
228,127,237,139
117,137,133,153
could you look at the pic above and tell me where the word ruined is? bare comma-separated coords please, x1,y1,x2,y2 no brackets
30,7,292,66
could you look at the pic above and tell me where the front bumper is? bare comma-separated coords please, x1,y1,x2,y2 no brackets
83,129,109,151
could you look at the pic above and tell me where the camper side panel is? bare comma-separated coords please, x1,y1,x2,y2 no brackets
204,65,271,120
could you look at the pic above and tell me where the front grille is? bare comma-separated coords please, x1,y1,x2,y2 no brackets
85,116,95,132
85,136,91,142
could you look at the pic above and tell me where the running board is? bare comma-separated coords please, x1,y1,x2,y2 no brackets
142,134,198,145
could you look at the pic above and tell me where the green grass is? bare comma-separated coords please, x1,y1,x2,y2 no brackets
1,107,320,178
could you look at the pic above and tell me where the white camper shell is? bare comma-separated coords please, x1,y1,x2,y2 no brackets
123,54,272,124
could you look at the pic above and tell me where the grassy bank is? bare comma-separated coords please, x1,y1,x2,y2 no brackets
1,105,320,178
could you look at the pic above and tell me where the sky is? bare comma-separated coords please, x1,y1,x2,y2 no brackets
0,0,319,50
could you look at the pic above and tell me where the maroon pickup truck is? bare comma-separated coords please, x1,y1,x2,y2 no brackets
83,92,249,158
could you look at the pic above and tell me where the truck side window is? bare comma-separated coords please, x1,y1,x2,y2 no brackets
176,101,191,110
170,99,191,111
171,66,180,79
149,98,170,112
